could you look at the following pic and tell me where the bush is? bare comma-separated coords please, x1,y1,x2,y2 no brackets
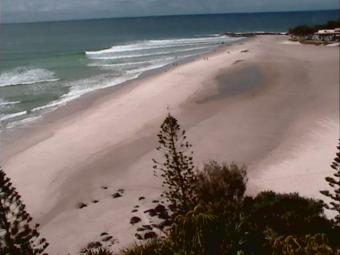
169,162,249,255
289,25,316,36
320,139,340,226
269,233,334,255
171,205,219,255
80,247,113,255
122,239,173,255
195,161,247,211
241,191,337,254
0,167,49,254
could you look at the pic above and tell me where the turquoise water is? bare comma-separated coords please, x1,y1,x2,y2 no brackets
0,10,338,128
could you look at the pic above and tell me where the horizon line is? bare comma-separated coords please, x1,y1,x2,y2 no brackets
1,8,338,25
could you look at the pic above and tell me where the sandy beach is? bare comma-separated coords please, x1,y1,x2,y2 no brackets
1,35,339,254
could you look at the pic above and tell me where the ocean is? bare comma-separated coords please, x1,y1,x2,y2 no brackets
0,10,338,129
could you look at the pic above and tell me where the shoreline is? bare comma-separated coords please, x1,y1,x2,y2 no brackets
0,37,249,152
1,35,339,254
0,36,247,134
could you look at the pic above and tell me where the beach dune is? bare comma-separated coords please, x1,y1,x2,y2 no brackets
1,36,339,253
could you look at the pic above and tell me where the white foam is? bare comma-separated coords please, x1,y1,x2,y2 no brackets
86,45,212,60
126,62,172,75
0,111,27,122
85,36,238,56
30,73,139,114
5,115,42,129
3,35,243,129
0,68,59,87
0,99,20,106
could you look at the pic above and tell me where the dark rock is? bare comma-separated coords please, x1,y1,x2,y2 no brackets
102,236,113,242
92,200,99,203
137,227,145,232
153,204,169,219
131,209,138,213
100,232,108,236
87,241,102,249
154,204,166,213
134,205,139,208
138,196,146,201
168,204,176,211
77,202,87,209
135,233,143,240
158,212,170,220
112,192,122,198
130,216,141,225
160,219,172,228
144,231,157,239
144,209,157,217
117,189,124,193
152,200,159,203
101,186,108,190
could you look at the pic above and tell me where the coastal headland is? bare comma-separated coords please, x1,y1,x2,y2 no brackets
1,35,339,253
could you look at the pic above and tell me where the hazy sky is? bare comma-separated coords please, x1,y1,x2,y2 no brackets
1,0,338,23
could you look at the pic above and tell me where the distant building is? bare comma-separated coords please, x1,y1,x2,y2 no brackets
313,28,340,41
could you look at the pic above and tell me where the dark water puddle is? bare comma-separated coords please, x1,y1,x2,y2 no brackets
198,65,264,104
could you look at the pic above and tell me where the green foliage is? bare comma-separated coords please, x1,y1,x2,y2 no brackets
152,115,250,255
122,239,173,255
170,161,249,255
153,113,197,215
269,233,334,255
241,191,336,254
289,25,316,36
320,139,340,226
126,114,338,255
195,161,247,211
0,167,49,255
171,205,219,255
288,19,340,36
80,247,113,255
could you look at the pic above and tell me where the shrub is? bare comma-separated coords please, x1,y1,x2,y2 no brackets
0,167,49,254
122,239,173,255
170,205,218,255
169,161,249,255
80,248,113,255
288,25,316,36
80,247,113,255
269,233,334,255
320,139,340,226
195,161,247,211
241,191,336,254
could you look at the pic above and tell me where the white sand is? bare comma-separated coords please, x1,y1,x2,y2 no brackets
1,35,339,254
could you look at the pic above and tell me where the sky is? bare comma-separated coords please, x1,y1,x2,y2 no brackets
0,0,338,23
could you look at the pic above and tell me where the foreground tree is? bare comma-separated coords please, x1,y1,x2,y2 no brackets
153,113,197,215
0,167,48,254
320,140,340,226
